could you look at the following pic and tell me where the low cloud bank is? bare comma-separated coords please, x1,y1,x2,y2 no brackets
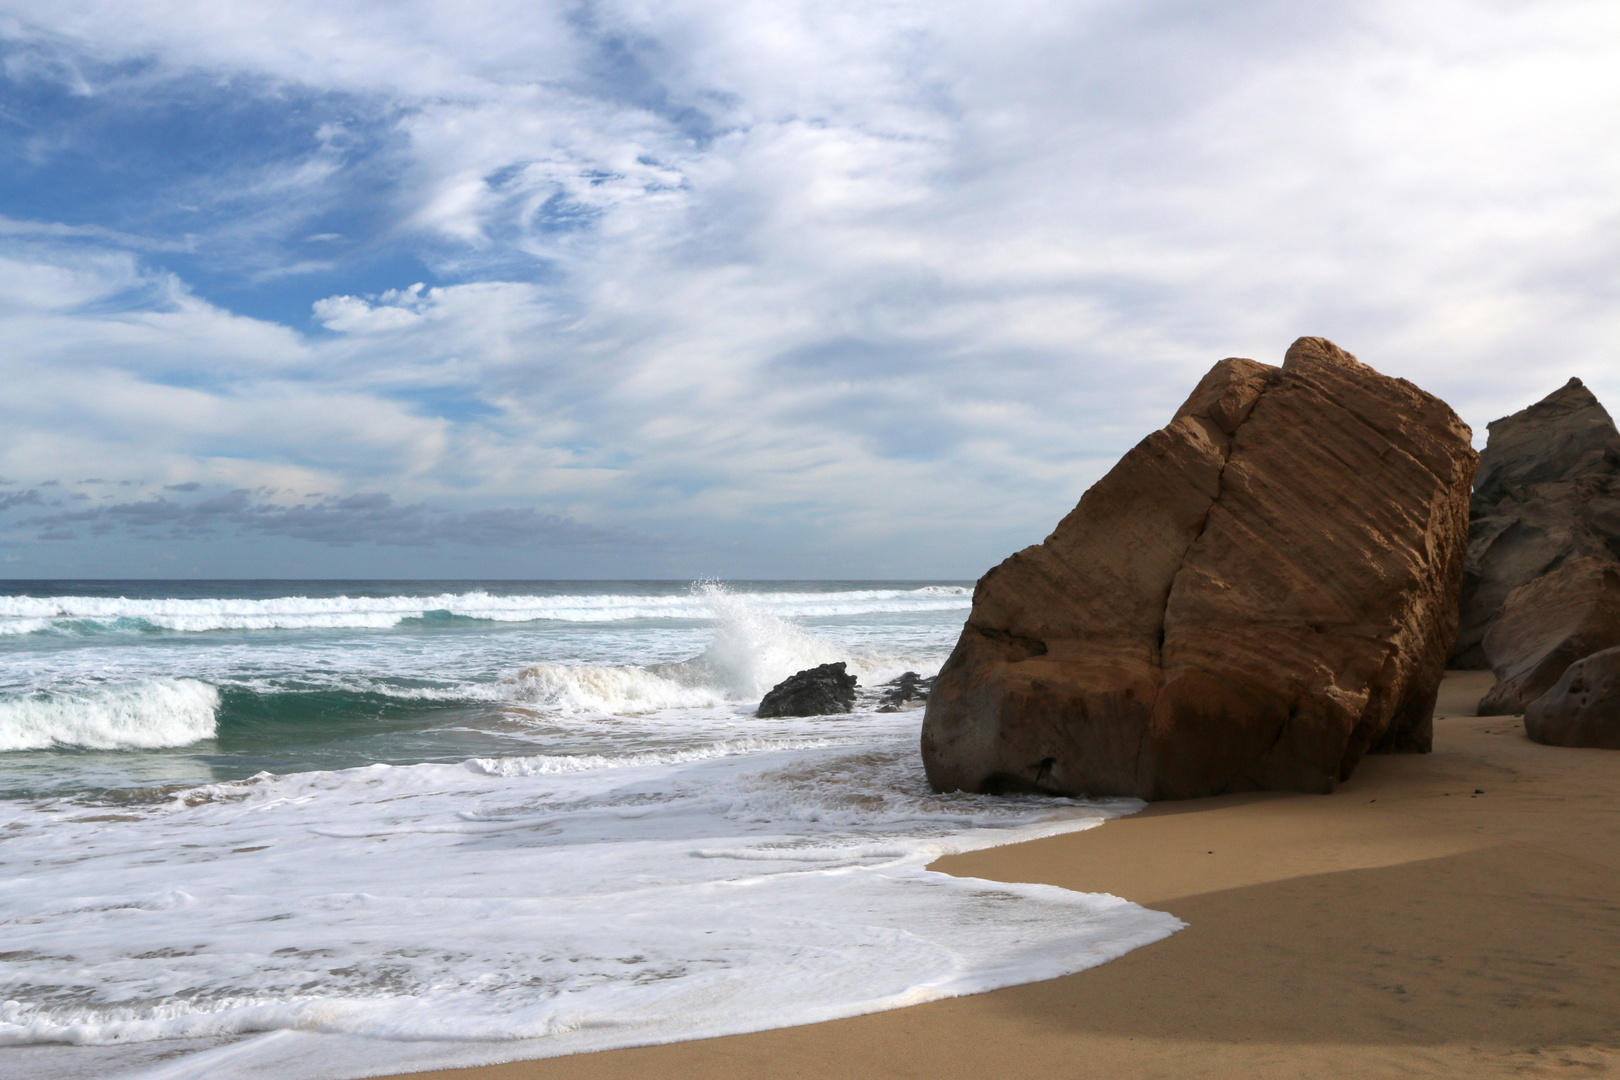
4,487,658,549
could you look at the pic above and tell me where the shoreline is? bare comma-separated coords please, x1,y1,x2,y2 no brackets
386,670,1620,1080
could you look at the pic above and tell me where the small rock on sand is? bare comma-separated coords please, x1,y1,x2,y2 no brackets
757,662,858,718
877,671,934,712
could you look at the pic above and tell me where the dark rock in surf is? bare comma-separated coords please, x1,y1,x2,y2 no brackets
757,662,858,717
1477,557,1620,715
1524,645,1620,749
921,337,1477,801
876,671,934,712
1452,378,1620,668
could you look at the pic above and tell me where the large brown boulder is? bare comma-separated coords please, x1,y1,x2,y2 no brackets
1524,646,1620,749
1476,557,1620,715
921,338,1477,800
1451,379,1620,667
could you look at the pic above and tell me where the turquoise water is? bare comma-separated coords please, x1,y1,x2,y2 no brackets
0,579,1177,1080
0,578,972,799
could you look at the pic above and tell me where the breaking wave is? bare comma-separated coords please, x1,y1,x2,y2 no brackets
0,584,941,760
492,583,929,713
0,680,220,751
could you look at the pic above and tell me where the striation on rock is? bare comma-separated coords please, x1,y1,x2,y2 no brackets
1524,645,1620,749
921,338,1477,801
1476,557,1620,716
1452,378,1620,667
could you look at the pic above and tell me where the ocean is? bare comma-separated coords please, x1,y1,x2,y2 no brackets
0,580,1180,1080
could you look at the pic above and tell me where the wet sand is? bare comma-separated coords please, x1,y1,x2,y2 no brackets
390,671,1620,1079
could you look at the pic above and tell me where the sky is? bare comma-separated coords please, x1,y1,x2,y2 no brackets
1,0,1618,580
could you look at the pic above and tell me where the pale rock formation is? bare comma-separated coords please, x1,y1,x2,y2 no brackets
1452,379,1620,667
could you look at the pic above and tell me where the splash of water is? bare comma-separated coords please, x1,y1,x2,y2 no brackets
498,583,927,714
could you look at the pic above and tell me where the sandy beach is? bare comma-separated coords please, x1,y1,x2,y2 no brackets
387,670,1620,1080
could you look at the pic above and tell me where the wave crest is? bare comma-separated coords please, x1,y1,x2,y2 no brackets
500,663,729,713
0,679,220,751
0,585,971,636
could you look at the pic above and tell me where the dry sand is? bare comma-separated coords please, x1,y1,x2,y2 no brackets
391,671,1620,1080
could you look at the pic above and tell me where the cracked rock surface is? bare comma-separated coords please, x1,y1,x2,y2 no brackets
1477,556,1620,716
921,338,1477,800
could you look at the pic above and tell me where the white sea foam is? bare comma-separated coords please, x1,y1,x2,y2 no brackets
0,729,1180,1080
0,679,219,751
493,661,731,713
463,736,851,777
0,585,972,636
0,582,1176,1080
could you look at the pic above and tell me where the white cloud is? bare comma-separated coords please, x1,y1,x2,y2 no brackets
313,289,426,333
3,0,1620,574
